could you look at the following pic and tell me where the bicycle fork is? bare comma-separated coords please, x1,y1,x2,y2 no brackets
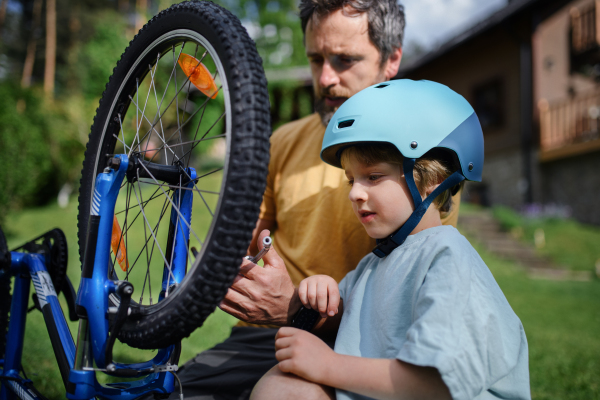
68,154,195,400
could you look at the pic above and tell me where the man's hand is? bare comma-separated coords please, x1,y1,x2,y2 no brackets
275,327,336,384
220,229,302,326
298,275,340,319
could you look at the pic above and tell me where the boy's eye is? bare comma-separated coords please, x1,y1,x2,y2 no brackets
347,179,354,186
369,175,381,181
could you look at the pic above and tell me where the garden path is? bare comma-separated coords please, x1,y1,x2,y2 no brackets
458,209,593,281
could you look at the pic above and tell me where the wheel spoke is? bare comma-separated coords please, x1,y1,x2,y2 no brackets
131,172,177,291
135,48,211,164
180,110,226,161
143,85,223,165
149,55,172,163
137,161,205,247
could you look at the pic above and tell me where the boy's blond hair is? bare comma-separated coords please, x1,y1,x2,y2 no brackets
340,143,462,213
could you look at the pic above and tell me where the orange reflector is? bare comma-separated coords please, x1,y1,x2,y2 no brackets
178,53,218,99
111,214,129,272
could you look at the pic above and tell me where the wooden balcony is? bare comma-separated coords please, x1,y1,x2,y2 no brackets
570,1,600,69
571,2,600,53
538,90,600,161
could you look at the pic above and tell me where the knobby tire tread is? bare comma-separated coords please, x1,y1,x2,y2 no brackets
77,1,270,349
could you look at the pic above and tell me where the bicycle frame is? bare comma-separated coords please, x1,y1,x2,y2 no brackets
1,154,195,400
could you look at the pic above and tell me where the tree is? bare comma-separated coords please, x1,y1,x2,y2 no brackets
44,0,57,98
237,0,307,69
21,0,42,88
0,0,8,42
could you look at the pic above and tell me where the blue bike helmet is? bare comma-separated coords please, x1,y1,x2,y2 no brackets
321,79,484,258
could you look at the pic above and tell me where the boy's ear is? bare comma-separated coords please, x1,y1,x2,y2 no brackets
425,178,444,197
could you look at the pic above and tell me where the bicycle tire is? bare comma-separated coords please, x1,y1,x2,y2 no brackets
77,1,270,349
0,225,11,361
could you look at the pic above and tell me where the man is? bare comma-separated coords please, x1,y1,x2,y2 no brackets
165,1,459,399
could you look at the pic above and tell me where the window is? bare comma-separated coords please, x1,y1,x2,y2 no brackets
472,78,505,130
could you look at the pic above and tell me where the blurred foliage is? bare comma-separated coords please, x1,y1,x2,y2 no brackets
0,83,83,225
72,10,130,100
238,0,307,69
0,0,309,222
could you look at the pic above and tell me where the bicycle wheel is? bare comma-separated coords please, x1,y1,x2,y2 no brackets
77,1,270,349
0,225,11,361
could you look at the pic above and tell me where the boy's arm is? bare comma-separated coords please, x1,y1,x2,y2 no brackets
323,356,450,400
309,300,343,342
275,328,451,400
297,274,344,341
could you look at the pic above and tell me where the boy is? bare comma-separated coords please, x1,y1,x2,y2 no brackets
251,80,530,400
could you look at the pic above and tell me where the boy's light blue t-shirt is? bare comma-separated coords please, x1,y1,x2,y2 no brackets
335,226,530,400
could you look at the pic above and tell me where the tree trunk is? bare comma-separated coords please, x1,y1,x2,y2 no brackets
119,0,129,13
21,0,43,88
0,0,8,41
44,0,57,99
136,0,147,33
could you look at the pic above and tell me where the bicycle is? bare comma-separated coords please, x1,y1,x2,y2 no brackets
1,1,270,398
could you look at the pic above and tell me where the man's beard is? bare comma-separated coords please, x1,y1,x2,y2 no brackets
314,95,339,127
314,88,350,127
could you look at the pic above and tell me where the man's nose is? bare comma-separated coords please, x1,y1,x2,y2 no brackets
319,60,340,89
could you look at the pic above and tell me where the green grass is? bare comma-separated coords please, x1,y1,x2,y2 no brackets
491,205,600,272
470,241,600,399
3,201,600,399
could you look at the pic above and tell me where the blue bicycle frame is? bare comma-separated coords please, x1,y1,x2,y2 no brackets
1,154,195,399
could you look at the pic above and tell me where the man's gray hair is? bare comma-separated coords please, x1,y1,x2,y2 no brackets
299,0,405,64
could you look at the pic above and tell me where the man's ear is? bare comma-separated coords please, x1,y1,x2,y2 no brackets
384,46,402,80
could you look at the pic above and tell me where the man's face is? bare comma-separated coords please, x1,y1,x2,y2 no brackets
305,8,391,126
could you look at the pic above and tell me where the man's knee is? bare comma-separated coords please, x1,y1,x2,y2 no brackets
250,365,334,400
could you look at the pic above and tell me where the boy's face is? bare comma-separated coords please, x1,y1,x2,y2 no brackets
344,156,415,239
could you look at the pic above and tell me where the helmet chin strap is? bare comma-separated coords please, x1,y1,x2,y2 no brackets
372,158,465,258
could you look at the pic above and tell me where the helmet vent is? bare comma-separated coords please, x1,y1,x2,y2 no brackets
338,119,355,129
375,84,389,89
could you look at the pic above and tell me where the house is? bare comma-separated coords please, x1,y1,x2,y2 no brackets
397,0,600,225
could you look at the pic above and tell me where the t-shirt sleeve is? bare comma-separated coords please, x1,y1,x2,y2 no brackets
338,272,351,303
338,254,372,302
396,244,525,400
258,135,277,221
258,172,275,221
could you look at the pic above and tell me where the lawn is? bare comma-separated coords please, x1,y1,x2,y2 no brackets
491,205,600,273
2,200,600,399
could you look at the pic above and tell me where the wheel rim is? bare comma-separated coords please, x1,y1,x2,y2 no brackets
89,30,232,309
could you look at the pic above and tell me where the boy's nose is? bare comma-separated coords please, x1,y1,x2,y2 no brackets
348,184,367,203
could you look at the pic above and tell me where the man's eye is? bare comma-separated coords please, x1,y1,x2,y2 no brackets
309,57,323,65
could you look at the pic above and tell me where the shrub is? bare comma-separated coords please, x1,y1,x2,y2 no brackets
0,83,84,225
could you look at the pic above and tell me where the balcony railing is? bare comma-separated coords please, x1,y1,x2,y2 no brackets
570,1,600,54
538,90,600,161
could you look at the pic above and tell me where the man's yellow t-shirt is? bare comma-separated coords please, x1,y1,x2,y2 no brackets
259,113,460,286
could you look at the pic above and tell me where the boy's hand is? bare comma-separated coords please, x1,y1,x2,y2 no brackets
275,327,336,384
298,275,340,318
